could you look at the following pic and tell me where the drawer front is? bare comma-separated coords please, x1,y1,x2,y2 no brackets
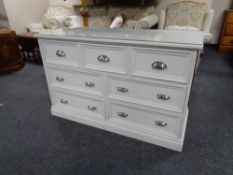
42,40,79,66
110,103,182,137
108,78,186,113
52,91,105,119
227,13,233,24
225,25,233,35
130,48,194,82
48,68,104,96
82,44,127,74
222,36,233,46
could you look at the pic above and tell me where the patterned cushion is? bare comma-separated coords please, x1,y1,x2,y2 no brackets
165,1,207,30
121,20,137,29
88,16,112,28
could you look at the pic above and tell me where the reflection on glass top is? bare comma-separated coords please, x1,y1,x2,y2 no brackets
39,28,204,45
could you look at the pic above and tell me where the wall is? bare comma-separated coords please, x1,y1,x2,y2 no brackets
211,0,232,43
0,0,7,16
3,0,49,33
0,0,9,28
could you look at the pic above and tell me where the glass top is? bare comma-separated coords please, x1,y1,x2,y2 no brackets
39,28,204,46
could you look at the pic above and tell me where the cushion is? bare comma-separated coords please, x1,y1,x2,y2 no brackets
135,14,158,29
88,16,112,28
121,20,137,29
110,15,124,28
165,2,207,30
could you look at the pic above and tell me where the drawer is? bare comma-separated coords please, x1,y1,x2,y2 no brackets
227,13,233,24
130,47,194,83
82,44,127,74
109,103,182,137
41,40,79,66
225,25,233,35
107,77,186,113
52,91,105,119
222,36,233,46
48,68,104,96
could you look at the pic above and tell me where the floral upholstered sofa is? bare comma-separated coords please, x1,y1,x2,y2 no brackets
76,5,159,29
39,4,158,30
158,1,214,43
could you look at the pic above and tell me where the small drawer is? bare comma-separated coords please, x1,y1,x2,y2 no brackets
226,13,233,24
130,47,194,83
107,77,186,113
109,103,182,137
222,36,233,46
41,40,79,66
48,68,104,96
52,91,105,119
225,25,233,35
82,44,127,74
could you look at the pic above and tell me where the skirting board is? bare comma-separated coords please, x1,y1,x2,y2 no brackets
51,107,189,152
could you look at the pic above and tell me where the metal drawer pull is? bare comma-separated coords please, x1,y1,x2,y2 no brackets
60,99,68,104
155,121,167,127
56,76,64,82
157,94,171,101
56,50,66,57
88,105,97,111
85,82,95,87
152,61,167,71
117,87,128,93
98,55,110,63
117,112,128,118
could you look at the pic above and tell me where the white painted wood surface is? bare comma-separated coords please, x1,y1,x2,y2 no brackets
38,29,203,152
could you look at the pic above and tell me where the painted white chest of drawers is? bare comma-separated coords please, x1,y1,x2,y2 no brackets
38,28,204,152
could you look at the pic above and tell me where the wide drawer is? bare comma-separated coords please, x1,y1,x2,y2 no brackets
227,13,233,24
51,90,105,119
109,103,182,138
222,36,233,46
41,40,79,66
225,25,233,35
82,44,127,74
130,47,195,83
47,68,104,96
107,77,186,113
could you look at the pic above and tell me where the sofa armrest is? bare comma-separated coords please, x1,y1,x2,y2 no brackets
135,14,158,29
158,9,166,30
202,9,215,33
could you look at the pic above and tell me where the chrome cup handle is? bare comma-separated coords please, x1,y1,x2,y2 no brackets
157,94,171,101
85,82,95,87
117,112,128,118
155,121,167,127
60,99,68,104
88,105,97,111
117,87,128,93
56,50,66,57
56,76,64,82
152,61,167,71
98,55,110,63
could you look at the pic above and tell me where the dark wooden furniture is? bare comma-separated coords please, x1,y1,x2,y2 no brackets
0,29,24,74
17,32,42,64
219,10,233,53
